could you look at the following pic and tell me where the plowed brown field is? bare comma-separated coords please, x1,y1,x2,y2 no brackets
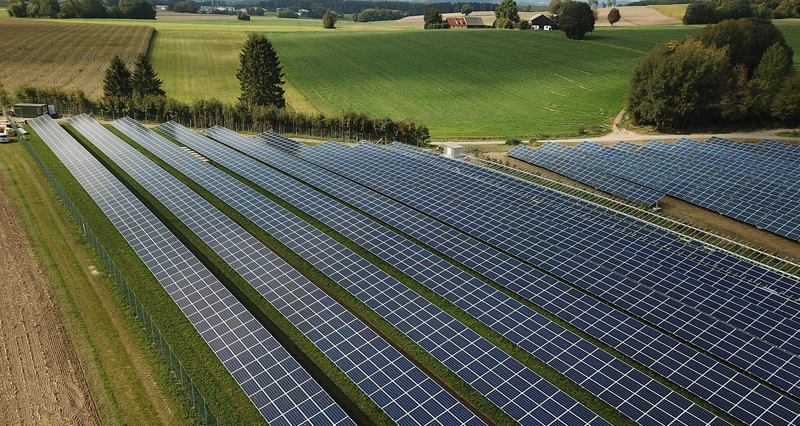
0,161,101,426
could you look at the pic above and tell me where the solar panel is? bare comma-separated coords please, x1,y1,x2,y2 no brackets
255,137,800,423
67,114,485,426
513,138,800,241
353,144,800,390
144,119,611,426
196,126,757,426
28,115,355,426
509,144,664,206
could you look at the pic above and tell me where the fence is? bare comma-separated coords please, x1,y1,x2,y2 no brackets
13,120,221,426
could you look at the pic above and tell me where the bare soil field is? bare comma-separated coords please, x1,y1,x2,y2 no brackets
0,159,100,426
593,6,681,27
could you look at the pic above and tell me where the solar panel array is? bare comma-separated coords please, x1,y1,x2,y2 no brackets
509,139,800,240
508,142,665,206
67,114,484,426
148,119,612,426
250,134,800,425
198,125,739,426
27,115,355,426
293,141,800,397
43,111,800,426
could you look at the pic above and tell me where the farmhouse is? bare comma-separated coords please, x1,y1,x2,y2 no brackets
465,16,488,28
155,5,168,10
447,17,468,28
528,13,553,30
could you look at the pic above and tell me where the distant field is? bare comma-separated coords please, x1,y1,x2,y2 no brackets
153,25,703,139
5,14,800,139
0,17,152,98
647,4,689,21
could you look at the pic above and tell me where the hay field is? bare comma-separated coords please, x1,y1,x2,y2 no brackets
647,4,689,21
0,18,152,99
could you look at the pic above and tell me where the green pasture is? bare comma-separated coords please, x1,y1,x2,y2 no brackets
151,24,705,140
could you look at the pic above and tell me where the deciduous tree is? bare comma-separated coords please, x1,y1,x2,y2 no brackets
462,3,473,15
236,34,286,108
607,7,620,25
559,1,595,40
495,0,520,22
322,10,339,28
423,7,442,24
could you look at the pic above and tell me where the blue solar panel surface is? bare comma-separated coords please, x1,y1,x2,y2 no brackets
508,143,665,206
258,138,800,408
510,139,800,240
248,132,800,426
68,114,483,426
28,115,355,426
197,125,737,426
147,119,615,426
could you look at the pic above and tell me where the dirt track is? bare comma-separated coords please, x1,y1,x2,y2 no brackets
0,168,101,426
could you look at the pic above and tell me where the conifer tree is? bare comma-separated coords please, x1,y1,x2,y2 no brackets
236,34,286,108
131,54,165,98
103,55,132,100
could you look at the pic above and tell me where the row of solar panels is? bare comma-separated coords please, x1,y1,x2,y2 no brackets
508,143,665,207
29,115,800,425
508,138,800,241
256,135,800,425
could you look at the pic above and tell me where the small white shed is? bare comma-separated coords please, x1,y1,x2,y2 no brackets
442,143,464,159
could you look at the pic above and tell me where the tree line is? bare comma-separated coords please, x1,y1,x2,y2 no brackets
683,0,799,24
628,18,799,131
258,0,497,15
352,8,406,22
7,0,155,19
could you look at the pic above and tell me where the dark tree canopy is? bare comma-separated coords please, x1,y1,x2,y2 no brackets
103,55,132,100
695,18,792,75
627,41,737,130
173,0,200,13
236,34,286,108
628,19,798,130
559,1,595,40
8,1,28,17
423,7,443,24
462,3,473,15
118,0,156,19
548,0,568,15
27,0,60,18
131,54,165,98
607,7,621,25
322,10,339,28
495,0,520,22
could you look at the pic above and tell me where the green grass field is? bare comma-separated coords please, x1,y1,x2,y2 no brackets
151,24,709,140
4,13,800,139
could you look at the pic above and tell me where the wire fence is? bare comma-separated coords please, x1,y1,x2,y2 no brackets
12,119,221,426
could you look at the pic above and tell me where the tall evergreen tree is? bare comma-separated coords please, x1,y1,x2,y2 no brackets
236,34,286,108
131,54,165,97
103,55,132,100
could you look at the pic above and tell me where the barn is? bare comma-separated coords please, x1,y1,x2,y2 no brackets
447,17,468,28
528,13,553,30
465,16,488,28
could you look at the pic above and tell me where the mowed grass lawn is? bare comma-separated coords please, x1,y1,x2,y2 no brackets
153,25,706,140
